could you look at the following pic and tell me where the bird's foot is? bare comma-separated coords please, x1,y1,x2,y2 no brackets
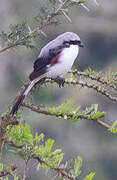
55,77,65,88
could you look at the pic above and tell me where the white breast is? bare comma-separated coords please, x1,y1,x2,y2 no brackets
46,45,79,78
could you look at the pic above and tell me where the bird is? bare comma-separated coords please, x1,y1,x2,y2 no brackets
10,32,84,115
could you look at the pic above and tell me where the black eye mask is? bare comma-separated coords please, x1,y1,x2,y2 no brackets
63,40,84,47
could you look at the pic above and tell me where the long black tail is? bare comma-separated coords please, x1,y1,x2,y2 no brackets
10,81,35,116
10,74,46,116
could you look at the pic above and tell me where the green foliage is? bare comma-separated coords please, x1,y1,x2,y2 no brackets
48,99,79,116
84,172,95,180
109,121,117,133
48,100,105,122
6,122,64,168
70,156,82,177
5,122,95,179
6,123,33,146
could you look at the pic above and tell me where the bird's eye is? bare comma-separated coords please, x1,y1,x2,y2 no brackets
76,40,81,44
63,41,69,44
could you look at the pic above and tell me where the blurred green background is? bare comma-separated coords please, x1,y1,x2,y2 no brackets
0,0,117,179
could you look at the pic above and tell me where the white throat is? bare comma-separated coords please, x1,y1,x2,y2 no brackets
47,45,79,78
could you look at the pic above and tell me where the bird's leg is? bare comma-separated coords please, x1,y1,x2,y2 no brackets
55,76,65,88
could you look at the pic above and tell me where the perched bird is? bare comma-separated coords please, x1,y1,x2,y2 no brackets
11,32,84,115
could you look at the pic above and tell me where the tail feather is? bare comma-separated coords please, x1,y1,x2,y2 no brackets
10,94,25,115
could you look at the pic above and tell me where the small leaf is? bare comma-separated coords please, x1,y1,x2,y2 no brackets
84,172,95,180
109,121,117,134
70,156,82,177
0,163,3,171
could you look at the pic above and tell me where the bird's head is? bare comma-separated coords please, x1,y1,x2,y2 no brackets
57,32,84,48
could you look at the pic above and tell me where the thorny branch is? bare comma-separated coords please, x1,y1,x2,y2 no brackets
44,77,117,102
70,69,117,91
22,102,111,129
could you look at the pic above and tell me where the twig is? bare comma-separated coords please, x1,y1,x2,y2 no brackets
0,164,17,177
22,102,111,129
23,160,29,180
4,140,23,149
33,156,74,180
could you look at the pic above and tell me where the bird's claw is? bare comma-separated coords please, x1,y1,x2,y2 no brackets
55,77,65,88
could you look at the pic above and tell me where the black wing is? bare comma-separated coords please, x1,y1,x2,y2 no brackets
29,43,70,81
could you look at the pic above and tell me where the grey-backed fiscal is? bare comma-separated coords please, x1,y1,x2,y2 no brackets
11,32,84,115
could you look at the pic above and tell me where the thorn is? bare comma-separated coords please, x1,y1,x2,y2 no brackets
61,9,72,22
93,0,99,6
80,3,90,11
28,25,32,35
40,30,47,37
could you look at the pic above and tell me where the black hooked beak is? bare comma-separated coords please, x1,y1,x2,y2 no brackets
77,41,84,48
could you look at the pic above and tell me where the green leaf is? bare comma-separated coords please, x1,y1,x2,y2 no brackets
84,172,95,180
53,153,64,167
0,163,3,171
109,121,117,133
45,139,54,153
6,122,33,146
34,133,44,143
51,149,62,157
